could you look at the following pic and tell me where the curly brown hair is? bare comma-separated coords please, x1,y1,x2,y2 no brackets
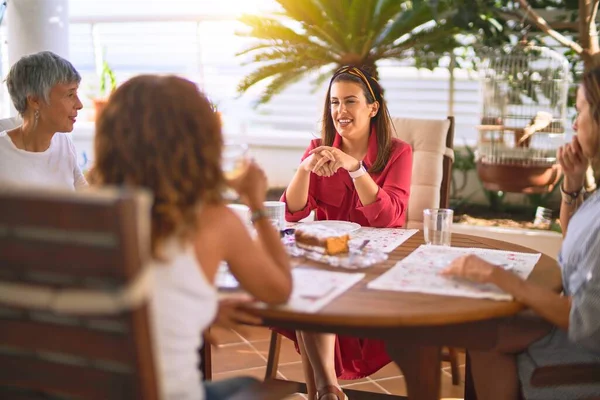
92,75,225,257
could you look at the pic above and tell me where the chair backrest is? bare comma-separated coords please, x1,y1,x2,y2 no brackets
0,187,158,400
391,116,455,229
0,116,22,132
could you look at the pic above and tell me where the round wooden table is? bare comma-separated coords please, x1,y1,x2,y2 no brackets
251,232,562,400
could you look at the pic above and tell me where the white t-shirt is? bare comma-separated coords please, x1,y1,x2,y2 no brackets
0,130,87,190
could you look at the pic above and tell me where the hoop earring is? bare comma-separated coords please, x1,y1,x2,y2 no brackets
33,110,39,130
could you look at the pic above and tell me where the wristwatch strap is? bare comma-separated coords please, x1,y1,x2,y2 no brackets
250,208,269,223
560,184,584,205
348,161,367,179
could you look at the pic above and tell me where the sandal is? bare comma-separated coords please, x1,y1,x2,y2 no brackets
315,385,348,400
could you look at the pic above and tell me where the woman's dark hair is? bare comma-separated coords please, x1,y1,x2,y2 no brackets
319,65,394,173
582,66,600,134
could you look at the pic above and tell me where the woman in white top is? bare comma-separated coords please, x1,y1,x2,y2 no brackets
90,75,293,400
0,51,86,190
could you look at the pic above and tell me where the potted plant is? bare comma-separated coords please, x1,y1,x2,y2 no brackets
92,61,117,120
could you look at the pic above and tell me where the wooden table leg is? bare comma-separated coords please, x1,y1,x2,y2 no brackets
386,343,441,400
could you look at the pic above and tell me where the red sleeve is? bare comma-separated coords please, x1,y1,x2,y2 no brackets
281,139,321,222
356,140,412,227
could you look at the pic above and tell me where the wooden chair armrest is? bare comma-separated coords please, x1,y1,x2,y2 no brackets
531,363,600,387
229,380,301,400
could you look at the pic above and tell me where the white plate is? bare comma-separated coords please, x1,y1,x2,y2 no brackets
300,220,361,234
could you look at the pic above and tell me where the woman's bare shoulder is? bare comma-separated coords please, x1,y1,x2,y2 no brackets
198,203,232,223
196,203,244,233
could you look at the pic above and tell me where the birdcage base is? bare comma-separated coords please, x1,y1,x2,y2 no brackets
476,162,562,194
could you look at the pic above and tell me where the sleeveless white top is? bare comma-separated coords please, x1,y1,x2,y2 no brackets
149,239,218,400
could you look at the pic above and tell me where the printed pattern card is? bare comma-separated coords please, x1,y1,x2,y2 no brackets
254,267,364,313
367,245,541,301
349,228,418,253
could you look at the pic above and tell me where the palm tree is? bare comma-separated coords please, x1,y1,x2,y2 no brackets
236,0,463,104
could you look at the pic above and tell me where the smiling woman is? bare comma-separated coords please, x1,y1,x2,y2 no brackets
0,51,87,190
279,65,413,400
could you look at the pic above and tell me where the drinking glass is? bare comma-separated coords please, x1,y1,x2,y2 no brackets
423,208,453,246
222,141,248,200
222,141,249,181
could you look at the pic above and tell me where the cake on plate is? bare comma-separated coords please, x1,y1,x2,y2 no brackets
294,224,350,255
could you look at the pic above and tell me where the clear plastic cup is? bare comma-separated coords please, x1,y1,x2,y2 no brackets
423,208,453,246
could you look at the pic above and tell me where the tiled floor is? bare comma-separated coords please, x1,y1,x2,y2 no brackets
210,325,466,399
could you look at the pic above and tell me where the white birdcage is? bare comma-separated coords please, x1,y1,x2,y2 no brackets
476,43,570,193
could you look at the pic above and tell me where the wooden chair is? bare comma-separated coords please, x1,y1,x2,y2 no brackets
464,355,600,400
0,187,298,400
261,117,457,398
0,187,159,400
531,363,600,387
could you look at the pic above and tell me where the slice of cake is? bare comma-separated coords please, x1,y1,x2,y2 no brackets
294,224,350,255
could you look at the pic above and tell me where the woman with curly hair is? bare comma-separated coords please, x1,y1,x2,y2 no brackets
91,75,292,400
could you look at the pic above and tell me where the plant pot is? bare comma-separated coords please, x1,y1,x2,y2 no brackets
476,162,562,194
91,98,109,121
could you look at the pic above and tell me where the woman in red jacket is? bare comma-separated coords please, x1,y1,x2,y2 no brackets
281,66,413,400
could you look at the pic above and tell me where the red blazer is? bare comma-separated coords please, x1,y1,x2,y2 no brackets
282,130,412,228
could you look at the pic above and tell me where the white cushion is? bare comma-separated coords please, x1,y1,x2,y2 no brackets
392,117,453,229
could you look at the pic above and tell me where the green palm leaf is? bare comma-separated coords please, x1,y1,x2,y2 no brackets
237,0,468,104
242,47,338,66
258,67,315,104
275,0,349,52
237,15,319,47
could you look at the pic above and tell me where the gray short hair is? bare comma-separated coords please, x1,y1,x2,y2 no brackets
5,51,81,115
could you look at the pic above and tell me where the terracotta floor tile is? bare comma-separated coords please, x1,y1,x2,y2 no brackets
369,362,402,380
252,338,302,364
212,366,268,381
276,362,308,383
441,369,465,398
209,326,243,345
235,325,272,342
265,360,371,386
375,377,407,396
212,342,266,374
442,364,466,384
375,372,465,398
338,375,370,386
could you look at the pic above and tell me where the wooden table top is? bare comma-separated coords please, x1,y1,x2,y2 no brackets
252,232,562,329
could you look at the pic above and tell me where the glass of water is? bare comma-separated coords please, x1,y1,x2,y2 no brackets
423,208,453,246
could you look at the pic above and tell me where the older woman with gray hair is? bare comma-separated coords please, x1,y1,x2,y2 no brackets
0,51,86,189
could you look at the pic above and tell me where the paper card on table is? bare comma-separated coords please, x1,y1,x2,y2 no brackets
349,228,418,253
281,267,365,313
367,245,541,301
